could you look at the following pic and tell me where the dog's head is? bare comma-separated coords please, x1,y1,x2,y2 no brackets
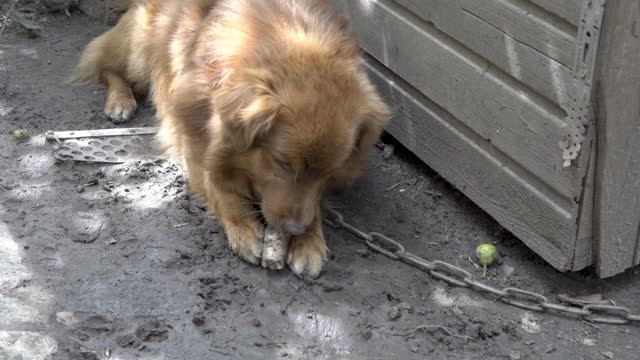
213,49,389,235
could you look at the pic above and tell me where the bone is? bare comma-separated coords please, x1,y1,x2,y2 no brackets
261,225,291,270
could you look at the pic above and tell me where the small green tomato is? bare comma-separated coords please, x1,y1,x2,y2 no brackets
475,243,497,266
14,129,31,141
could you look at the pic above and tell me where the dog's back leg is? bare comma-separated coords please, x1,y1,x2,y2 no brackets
102,70,137,122
72,12,138,123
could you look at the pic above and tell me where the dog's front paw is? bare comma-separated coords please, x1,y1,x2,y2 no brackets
105,90,137,123
225,221,264,265
287,233,327,278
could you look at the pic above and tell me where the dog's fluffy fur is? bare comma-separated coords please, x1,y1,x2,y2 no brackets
73,0,390,277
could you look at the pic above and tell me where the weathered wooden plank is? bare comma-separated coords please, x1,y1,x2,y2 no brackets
334,0,581,200
364,59,575,270
460,0,577,68
572,129,595,271
527,0,582,26
636,231,640,266
593,0,640,277
393,0,577,108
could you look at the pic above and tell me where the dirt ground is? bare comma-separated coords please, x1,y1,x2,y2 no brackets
1,4,640,360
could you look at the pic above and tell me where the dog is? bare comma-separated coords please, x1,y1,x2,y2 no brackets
73,0,390,277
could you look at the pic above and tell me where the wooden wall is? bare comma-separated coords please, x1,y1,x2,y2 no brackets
594,0,640,277
329,0,601,272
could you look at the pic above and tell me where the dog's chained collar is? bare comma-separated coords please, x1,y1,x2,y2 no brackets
323,208,640,326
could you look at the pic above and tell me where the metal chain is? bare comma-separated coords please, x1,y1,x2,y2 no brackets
323,208,640,326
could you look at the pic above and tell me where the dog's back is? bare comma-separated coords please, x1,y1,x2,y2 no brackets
73,0,352,88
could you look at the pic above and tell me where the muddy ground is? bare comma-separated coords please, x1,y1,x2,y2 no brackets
1,3,640,360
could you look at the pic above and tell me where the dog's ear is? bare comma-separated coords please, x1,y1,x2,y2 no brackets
217,70,281,151
354,93,390,152
232,94,280,150
333,93,390,189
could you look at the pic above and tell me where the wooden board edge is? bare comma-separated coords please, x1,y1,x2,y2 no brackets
460,0,576,67
572,128,596,271
636,227,640,265
527,0,581,27
635,231,640,265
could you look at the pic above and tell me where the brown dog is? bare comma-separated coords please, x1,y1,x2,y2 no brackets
73,0,390,277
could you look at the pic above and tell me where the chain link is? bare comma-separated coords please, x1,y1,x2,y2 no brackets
464,278,507,298
401,253,436,272
323,208,640,326
583,305,631,325
429,261,472,287
367,233,405,260
500,288,548,312
540,302,590,317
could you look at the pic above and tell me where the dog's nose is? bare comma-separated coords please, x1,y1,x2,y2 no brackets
283,220,307,236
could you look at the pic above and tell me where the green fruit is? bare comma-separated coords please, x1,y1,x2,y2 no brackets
476,244,497,266
14,129,30,141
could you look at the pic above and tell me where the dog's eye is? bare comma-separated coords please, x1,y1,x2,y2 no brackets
272,156,292,172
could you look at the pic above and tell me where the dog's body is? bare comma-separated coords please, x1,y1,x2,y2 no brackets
74,0,389,277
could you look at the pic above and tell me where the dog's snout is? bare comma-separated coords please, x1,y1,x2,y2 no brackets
283,220,308,236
